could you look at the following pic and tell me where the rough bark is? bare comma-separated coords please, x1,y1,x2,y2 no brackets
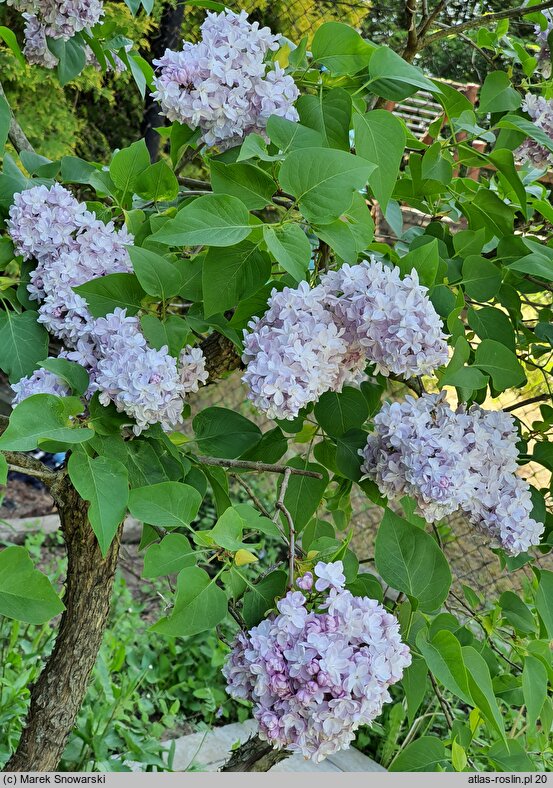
142,0,186,160
201,331,242,383
220,736,290,772
4,476,123,772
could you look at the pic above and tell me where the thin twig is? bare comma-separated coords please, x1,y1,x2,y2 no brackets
274,468,295,587
429,672,454,728
504,395,550,413
3,452,58,485
230,473,272,519
196,456,323,479
422,1,553,48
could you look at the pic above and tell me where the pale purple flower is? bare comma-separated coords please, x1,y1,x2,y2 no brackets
517,94,553,169
314,561,346,592
152,9,299,150
12,366,70,404
360,393,544,556
223,561,411,762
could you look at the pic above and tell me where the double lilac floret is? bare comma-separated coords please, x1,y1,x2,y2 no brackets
242,258,449,420
8,184,208,434
360,393,544,556
223,560,411,762
152,9,299,149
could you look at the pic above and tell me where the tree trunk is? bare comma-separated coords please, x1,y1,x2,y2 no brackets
142,0,187,160
220,736,290,772
4,476,122,772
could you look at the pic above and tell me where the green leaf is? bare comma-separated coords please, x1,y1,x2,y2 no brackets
0,26,25,66
74,273,146,317
193,407,262,459
462,646,506,741
0,454,7,485
402,656,428,725
282,459,329,533
0,311,49,383
266,115,323,155
296,88,352,151
210,161,275,210
47,36,87,86
202,241,270,317
507,252,553,281
311,22,374,75
375,509,451,612
263,224,311,282
487,740,536,773
152,194,251,247
489,148,528,217
143,533,197,578
354,110,406,210
197,506,253,552
128,246,183,300
0,546,64,624
479,71,522,114
336,428,368,482
140,315,191,357
369,47,441,100
499,590,536,634
313,192,374,260
496,113,553,156
134,160,178,202
398,238,440,287
522,655,548,729
151,566,227,637
467,307,515,351
280,148,375,225
474,339,526,390
461,255,502,300
128,482,202,529
314,387,368,438
389,737,446,772
40,358,89,396
68,452,129,557
240,426,288,464
241,569,287,628
416,629,472,705
536,569,553,638
109,139,150,198
0,395,93,451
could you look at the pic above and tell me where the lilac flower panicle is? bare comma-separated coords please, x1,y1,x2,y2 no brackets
9,0,105,68
8,185,207,432
321,259,449,379
152,9,299,149
517,94,553,169
242,258,449,420
223,561,411,762
242,281,367,420
360,393,544,556
12,366,70,404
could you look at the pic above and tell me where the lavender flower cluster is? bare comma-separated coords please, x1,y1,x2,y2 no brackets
242,259,449,420
517,94,553,169
7,0,104,68
151,9,299,149
360,393,544,556
9,184,208,433
223,561,411,762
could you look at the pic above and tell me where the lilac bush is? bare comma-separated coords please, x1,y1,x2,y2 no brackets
223,561,411,762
